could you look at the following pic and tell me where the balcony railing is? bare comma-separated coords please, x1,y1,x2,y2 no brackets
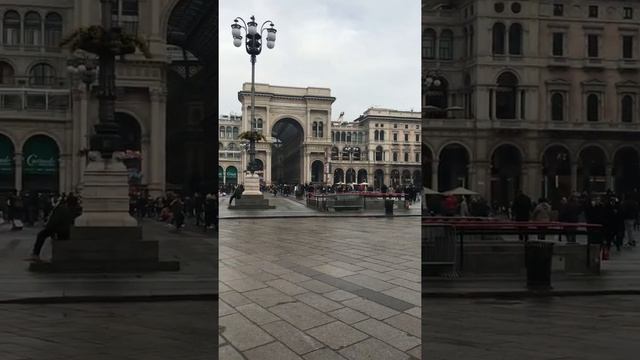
0,76,69,89
0,88,70,113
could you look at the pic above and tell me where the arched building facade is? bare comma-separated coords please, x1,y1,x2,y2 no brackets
0,0,217,196
423,0,640,207
233,84,421,188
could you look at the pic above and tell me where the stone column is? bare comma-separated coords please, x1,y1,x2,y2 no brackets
431,160,439,191
141,134,151,187
149,87,167,197
58,155,67,193
571,163,578,195
14,153,22,192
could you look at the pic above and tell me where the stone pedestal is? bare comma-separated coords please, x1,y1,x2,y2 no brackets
229,173,275,210
30,154,179,272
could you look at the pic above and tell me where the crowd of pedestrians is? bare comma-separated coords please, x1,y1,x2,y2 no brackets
425,188,639,258
128,191,218,231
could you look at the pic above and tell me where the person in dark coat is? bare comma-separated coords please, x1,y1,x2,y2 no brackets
511,190,532,241
26,196,76,262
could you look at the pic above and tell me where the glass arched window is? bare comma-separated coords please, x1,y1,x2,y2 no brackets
0,61,15,85
346,132,351,143
587,94,599,122
496,72,518,119
29,63,56,86
318,122,323,137
509,23,523,55
551,93,564,121
257,119,263,133
374,130,379,141
379,130,385,141
393,152,398,162
340,132,345,142
24,12,42,47
492,23,506,55
622,95,634,123
45,13,63,49
232,127,239,139
439,30,453,60
312,122,318,137
220,127,225,138
423,28,436,59
3,11,21,46
375,146,383,161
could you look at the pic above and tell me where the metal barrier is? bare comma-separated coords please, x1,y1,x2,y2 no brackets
423,224,457,275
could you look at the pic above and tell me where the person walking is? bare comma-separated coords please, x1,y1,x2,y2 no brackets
621,194,638,247
460,196,470,217
532,198,552,240
26,196,76,262
170,195,185,231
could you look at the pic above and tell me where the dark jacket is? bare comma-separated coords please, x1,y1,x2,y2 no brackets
45,204,73,240
512,194,532,221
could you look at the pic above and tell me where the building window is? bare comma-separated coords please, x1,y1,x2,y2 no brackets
423,29,436,59
393,124,397,128
588,34,599,58
587,94,599,122
29,63,56,86
393,152,398,162
379,130,385,141
346,132,352,143
220,127,225,138
415,153,420,162
232,127,239,139
113,0,139,34
492,23,506,55
622,95,634,123
404,133,409,142
0,61,15,85
312,122,318,137
318,122,323,137
331,147,339,160
375,146,383,161
404,153,409,162
3,11,21,46
553,4,564,16
508,23,523,55
374,130,379,141
551,93,564,121
404,124,408,129
496,71,518,119
623,35,634,59
589,5,598,18
511,2,521,14
495,2,505,13
45,13,63,49
415,134,420,142
393,133,398,142
439,30,453,60
24,12,42,47
624,7,633,19
552,32,564,56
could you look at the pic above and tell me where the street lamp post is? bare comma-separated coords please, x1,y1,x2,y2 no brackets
231,16,277,175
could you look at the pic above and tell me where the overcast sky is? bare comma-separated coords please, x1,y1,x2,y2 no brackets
219,0,421,122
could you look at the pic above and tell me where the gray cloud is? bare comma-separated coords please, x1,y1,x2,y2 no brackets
219,0,421,121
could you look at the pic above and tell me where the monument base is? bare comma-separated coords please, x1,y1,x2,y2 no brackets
229,194,276,210
29,154,179,273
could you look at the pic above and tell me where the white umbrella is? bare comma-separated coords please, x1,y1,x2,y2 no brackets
443,187,478,196
422,187,441,195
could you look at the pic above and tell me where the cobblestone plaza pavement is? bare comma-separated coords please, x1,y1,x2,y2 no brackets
423,295,640,360
219,217,421,360
0,301,216,360
0,220,217,359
